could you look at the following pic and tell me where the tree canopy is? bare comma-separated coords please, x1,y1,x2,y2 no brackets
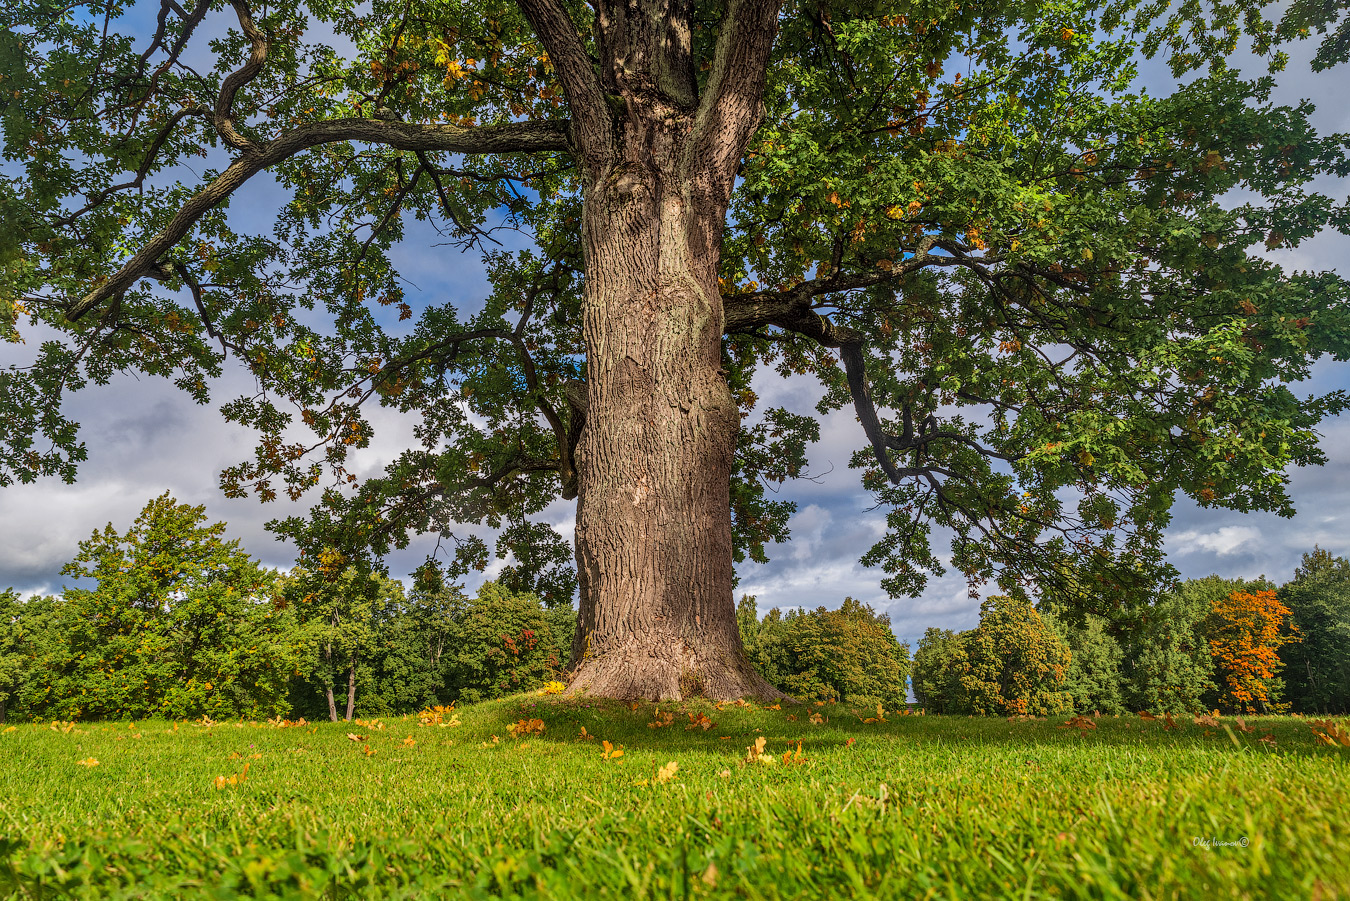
4,0,1350,692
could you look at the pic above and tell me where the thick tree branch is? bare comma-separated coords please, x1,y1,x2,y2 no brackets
686,0,782,185
515,0,612,169
66,118,571,322
215,0,269,153
723,237,941,335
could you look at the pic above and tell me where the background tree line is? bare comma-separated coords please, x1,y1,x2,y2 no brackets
1,495,1347,721
0,495,574,722
905,551,1350,716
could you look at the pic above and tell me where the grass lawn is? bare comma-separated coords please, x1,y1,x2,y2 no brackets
1,697,1347,899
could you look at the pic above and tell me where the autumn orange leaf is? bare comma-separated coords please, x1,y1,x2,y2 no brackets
76,757,98,767
686,713,713,731
654,761,679,784
346,733,365,742
1059,716,1097,734
601,740,624,760
1309,719,1350,747
507,718,546,738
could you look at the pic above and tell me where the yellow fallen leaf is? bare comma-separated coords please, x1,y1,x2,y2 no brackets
602,740,625,760
76,757,98,767
403,736,416,747
2,726,15,734
745,736,768,764
346,733,366,742
654,761,679,784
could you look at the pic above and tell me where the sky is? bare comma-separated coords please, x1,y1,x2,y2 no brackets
2,12,1349,647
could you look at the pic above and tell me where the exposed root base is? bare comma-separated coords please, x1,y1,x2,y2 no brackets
565,642,785,702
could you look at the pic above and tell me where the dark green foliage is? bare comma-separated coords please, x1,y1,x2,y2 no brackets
290,580,575,716
1042,606,1126,715
911,628,965,714
1118,579,1226,713
12,494,306,721
1279,547,1350,713
0,588,38,723
737,597,910,707
441,581,570,704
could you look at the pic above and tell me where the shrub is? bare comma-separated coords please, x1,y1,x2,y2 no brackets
17,494,305,721
737,597,909,707
956,595,1072,717
443,581,569,703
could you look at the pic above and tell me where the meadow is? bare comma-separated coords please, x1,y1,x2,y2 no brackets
1,697,1347,899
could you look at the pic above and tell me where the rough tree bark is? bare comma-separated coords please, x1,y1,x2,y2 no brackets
520,0,785,699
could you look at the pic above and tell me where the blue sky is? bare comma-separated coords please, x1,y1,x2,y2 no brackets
2,13,1348,647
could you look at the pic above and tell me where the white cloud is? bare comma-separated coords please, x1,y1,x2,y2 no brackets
1166,526,1263,557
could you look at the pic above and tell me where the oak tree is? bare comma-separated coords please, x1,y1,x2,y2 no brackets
4,0,1350,698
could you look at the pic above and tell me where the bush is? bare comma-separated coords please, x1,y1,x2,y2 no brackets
1119,579,1224,713
14,494,305,721
738,597,909,707
956,596,1073,717
443,581,570,704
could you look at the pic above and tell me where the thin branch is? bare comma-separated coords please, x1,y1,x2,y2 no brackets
67,117,571,321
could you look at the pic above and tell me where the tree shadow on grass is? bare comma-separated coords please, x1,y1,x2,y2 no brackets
461,695,1343,760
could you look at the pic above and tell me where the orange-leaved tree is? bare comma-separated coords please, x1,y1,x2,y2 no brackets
1207,589,1299,713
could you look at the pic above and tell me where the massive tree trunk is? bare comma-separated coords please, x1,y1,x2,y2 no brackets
526,0,785,700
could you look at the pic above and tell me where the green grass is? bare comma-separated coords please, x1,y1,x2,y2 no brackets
1,697,1347,899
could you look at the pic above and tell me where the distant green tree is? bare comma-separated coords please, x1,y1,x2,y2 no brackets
444,581,568,704
1120,578,1236,713
0,588,31,723
736,598,908,707
957,596,1072,717
737,597,789,688
350,584,465,716
778,598,910,708
282,565,404,721
34,494,305,720
911,628,966,714
1280,547,1350,713
1042,606,1126,715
